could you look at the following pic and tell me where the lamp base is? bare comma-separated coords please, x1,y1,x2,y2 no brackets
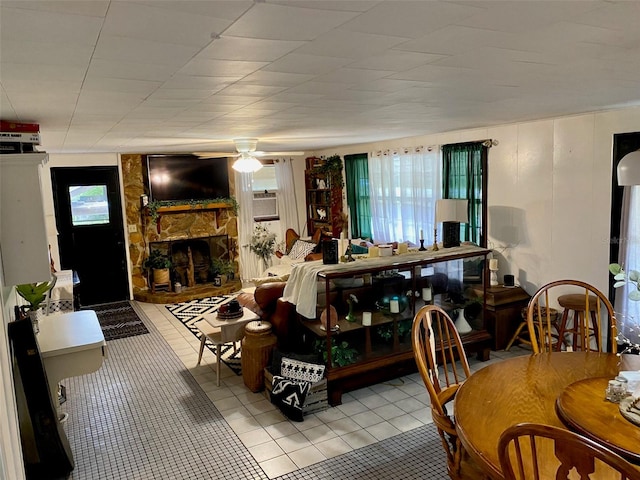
442,221,460,248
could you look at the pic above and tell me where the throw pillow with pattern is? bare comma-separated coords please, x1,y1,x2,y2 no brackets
288,240,317,260
281,357,325,383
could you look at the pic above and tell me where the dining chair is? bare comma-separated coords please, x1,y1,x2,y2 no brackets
525,279,617,354
411,305,489,480
498,423,640,480
195,320,244,386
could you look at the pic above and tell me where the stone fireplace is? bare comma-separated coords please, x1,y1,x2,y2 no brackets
121,153,240,304
150,235,229,287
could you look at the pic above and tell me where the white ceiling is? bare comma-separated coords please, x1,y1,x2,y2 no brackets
1,0,639,155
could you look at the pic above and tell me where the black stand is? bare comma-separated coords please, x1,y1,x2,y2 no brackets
418,239,426,251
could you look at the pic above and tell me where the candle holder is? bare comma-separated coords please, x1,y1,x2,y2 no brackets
489,268,499,286
419,239,426,251
431,227,439,251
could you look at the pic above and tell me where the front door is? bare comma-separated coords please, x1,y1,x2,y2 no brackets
51,167,129,306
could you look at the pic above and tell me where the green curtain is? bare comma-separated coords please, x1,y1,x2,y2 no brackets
442,143,486,245
345,153,372,241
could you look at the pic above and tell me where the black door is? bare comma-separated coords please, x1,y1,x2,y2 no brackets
51,167,129,306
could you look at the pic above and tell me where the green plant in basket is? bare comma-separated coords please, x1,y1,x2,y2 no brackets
143,249,172,271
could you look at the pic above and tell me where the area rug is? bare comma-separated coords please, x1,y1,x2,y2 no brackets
166,295,242,376
86,301,149,341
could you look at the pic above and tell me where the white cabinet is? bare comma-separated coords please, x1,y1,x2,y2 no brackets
0,153,51,286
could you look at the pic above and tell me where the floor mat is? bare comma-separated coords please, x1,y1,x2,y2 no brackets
165,295,242,376
87,301,149,341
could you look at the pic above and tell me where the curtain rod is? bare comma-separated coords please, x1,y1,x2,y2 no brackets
441,139,499,148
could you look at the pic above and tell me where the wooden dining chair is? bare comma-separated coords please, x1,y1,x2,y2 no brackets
498,423,640,480
411,305,488,480
526,279,617,354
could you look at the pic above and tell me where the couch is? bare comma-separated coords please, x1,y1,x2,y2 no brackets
237,282,298,351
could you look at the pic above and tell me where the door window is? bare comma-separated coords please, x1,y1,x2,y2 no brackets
69,185,110,226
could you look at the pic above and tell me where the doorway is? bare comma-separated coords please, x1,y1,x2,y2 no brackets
51,167,129,306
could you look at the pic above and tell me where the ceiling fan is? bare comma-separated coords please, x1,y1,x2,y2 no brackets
194,138,304,173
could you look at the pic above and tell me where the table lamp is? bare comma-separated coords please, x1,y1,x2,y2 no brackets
617,149,640,186
436,199,468,248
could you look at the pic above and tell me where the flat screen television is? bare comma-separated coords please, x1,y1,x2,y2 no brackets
144,154,230,202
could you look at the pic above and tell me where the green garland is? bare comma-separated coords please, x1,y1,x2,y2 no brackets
146,197,239,224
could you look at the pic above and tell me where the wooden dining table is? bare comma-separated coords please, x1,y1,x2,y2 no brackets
455,352,640,479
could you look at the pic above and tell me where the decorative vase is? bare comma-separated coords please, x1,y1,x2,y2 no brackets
454,309,472,335
28,308,43,334
345,302,356,322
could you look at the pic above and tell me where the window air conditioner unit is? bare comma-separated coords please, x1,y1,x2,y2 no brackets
253,191,278,220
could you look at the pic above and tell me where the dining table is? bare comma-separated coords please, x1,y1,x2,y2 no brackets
455,352,640,479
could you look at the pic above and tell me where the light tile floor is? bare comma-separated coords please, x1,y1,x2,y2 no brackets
137,300,530,478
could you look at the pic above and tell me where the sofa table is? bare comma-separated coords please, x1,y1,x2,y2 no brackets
284,244,492,405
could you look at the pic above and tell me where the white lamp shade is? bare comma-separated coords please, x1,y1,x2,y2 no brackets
232,153,263,173
436,199,468,223
617,150,640,186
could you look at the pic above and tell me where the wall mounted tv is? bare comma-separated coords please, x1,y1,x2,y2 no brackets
144,154,230,202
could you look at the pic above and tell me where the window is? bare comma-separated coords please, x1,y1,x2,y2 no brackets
252,163,279,221
69,184,110,226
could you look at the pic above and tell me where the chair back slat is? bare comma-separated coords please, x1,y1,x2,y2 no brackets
412,305,486,480
499,423,640,480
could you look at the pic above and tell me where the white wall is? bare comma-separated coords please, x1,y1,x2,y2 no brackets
313,106,640,297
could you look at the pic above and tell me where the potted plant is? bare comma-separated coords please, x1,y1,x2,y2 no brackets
209,257,235,284
143,249,172,287
314,338,358,367
15,277,57,332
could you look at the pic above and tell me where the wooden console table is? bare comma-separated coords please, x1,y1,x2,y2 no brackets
283,244,492,405
474,285,530,350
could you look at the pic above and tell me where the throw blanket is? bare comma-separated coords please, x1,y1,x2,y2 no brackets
270,376,311,422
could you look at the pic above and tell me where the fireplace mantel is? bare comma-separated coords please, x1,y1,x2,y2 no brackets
145,201,234,216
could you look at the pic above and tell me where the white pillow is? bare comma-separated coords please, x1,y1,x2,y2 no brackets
288,240,317,260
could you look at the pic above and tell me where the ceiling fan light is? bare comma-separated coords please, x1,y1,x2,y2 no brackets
232,153,263,173
617,150,640,186
234,138,258,153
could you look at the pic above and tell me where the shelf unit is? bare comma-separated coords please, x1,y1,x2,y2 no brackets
304,156,343,236
293,246,492,405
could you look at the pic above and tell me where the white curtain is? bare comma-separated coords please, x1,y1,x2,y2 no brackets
615,185,640,347
235,171,262,282
368,146,441,245
274,158,300,237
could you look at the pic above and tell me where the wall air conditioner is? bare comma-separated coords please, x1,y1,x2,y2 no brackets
253,191,278,221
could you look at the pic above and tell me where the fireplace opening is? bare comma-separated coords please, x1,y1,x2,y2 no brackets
149,235,229,287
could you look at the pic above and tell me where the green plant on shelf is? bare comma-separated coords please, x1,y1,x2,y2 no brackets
317,154,344,189
314,338,358,367
15,278,57,312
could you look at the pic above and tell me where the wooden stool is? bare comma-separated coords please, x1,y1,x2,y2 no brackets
505,307,558,351
556,294,600,351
